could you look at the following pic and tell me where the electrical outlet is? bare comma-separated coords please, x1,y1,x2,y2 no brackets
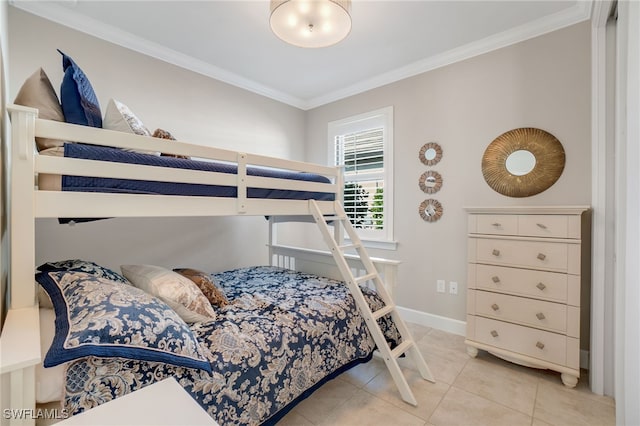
449,281,458,295
437,279,446,293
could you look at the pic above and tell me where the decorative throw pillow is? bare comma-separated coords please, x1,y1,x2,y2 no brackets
120,264,217,323
174,268,229,307
37,259,130,284
35,271,211,372
154,128,189,159
58,49,102,127
103,98,151,136
13,68,65,151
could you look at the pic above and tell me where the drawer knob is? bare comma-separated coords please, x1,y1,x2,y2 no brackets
537,253,547,261
536,312,546,320
536,223,548,230
492,249,501,257
492,276,500,283
536,282,547,291
536,341,545,350
491,303,500,311
490,330,499,338
492,223,501,227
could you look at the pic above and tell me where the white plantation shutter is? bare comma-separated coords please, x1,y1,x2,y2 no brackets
328,106,394,246
335,128,385,230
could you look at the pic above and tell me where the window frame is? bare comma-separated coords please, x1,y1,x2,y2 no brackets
328,106,396,250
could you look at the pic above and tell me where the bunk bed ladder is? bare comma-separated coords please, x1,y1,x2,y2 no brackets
309,199,435,406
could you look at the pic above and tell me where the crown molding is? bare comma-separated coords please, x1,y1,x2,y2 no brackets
11,0,592,111
304,1,593,109
9,0,308,109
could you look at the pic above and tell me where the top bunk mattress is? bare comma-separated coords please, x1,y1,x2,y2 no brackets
39,143,335,201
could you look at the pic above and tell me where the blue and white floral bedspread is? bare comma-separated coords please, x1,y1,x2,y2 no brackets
63,266,400,425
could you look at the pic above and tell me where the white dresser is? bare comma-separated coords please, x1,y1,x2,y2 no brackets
465,206,590,387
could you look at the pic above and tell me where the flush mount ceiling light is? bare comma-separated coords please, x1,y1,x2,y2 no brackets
270,0,352,48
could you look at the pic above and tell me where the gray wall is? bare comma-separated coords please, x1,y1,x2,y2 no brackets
304,22,592,323
7,8,306,275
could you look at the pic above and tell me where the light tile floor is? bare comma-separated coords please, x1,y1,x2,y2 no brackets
277,323,616,426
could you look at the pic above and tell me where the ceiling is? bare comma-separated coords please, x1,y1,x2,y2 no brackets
11,0,592,110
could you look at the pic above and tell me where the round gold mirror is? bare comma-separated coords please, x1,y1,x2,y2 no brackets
419,170,443,194
482,128,565,198
419,199,443,222
419,142,442,166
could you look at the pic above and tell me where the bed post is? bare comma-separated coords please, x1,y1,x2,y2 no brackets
268,217,276,266
8,105,37,309
0,106,40,426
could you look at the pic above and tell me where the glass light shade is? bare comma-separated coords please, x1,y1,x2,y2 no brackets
270,0,352,48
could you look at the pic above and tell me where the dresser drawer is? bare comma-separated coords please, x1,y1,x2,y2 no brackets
474,264,568,303
475,238,570,272
473,215,518,236
474,291,567,333
474,317,566,366
518,215,570,238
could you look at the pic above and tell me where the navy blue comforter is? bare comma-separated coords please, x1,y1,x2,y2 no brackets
62,143,335,201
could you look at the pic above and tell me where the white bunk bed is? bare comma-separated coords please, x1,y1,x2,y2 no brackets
0,105,432,425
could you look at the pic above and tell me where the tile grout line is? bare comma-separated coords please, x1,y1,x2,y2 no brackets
531,377,540,426
426,382,454,426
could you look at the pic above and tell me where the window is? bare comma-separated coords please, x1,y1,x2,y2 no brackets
328,107,394,249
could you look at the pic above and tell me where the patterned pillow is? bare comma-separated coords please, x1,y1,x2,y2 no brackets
154,128,189,159
120,265,217,323
35,271,211,373
37,259,130,284
13,68,65,151
103,99,151,137
174,268,229,307
37,259,130,309
58,49,102,127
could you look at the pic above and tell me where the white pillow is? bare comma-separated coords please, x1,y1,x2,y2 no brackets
103,99,159,156
120,264,216,323
103,98,151,136
37,308,65,403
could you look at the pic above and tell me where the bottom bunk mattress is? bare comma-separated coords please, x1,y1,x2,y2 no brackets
61,266,400,425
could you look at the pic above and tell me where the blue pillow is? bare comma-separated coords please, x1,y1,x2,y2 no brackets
58,49,102,127
37,259,130,285
36,270,212,373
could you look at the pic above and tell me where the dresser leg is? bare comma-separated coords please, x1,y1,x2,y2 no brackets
561,373,578,388
466,346,478,358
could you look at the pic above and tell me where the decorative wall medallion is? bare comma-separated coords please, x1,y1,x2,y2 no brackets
419,142,443,166
482,128,565,198
419,199,443,222
419,170,443,194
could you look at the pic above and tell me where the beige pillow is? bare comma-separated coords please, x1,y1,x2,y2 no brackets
13,68,65,151
37,308,65,403
120,264,216,323
174,268,229,308
38,284,53,309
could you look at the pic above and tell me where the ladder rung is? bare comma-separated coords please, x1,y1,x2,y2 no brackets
391,340,414,359
323,215,348,222
339,243,361,251
354,273,377,285
372,304,395,320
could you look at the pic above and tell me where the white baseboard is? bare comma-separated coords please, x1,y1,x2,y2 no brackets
397,306,590,370
397,306,466,336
